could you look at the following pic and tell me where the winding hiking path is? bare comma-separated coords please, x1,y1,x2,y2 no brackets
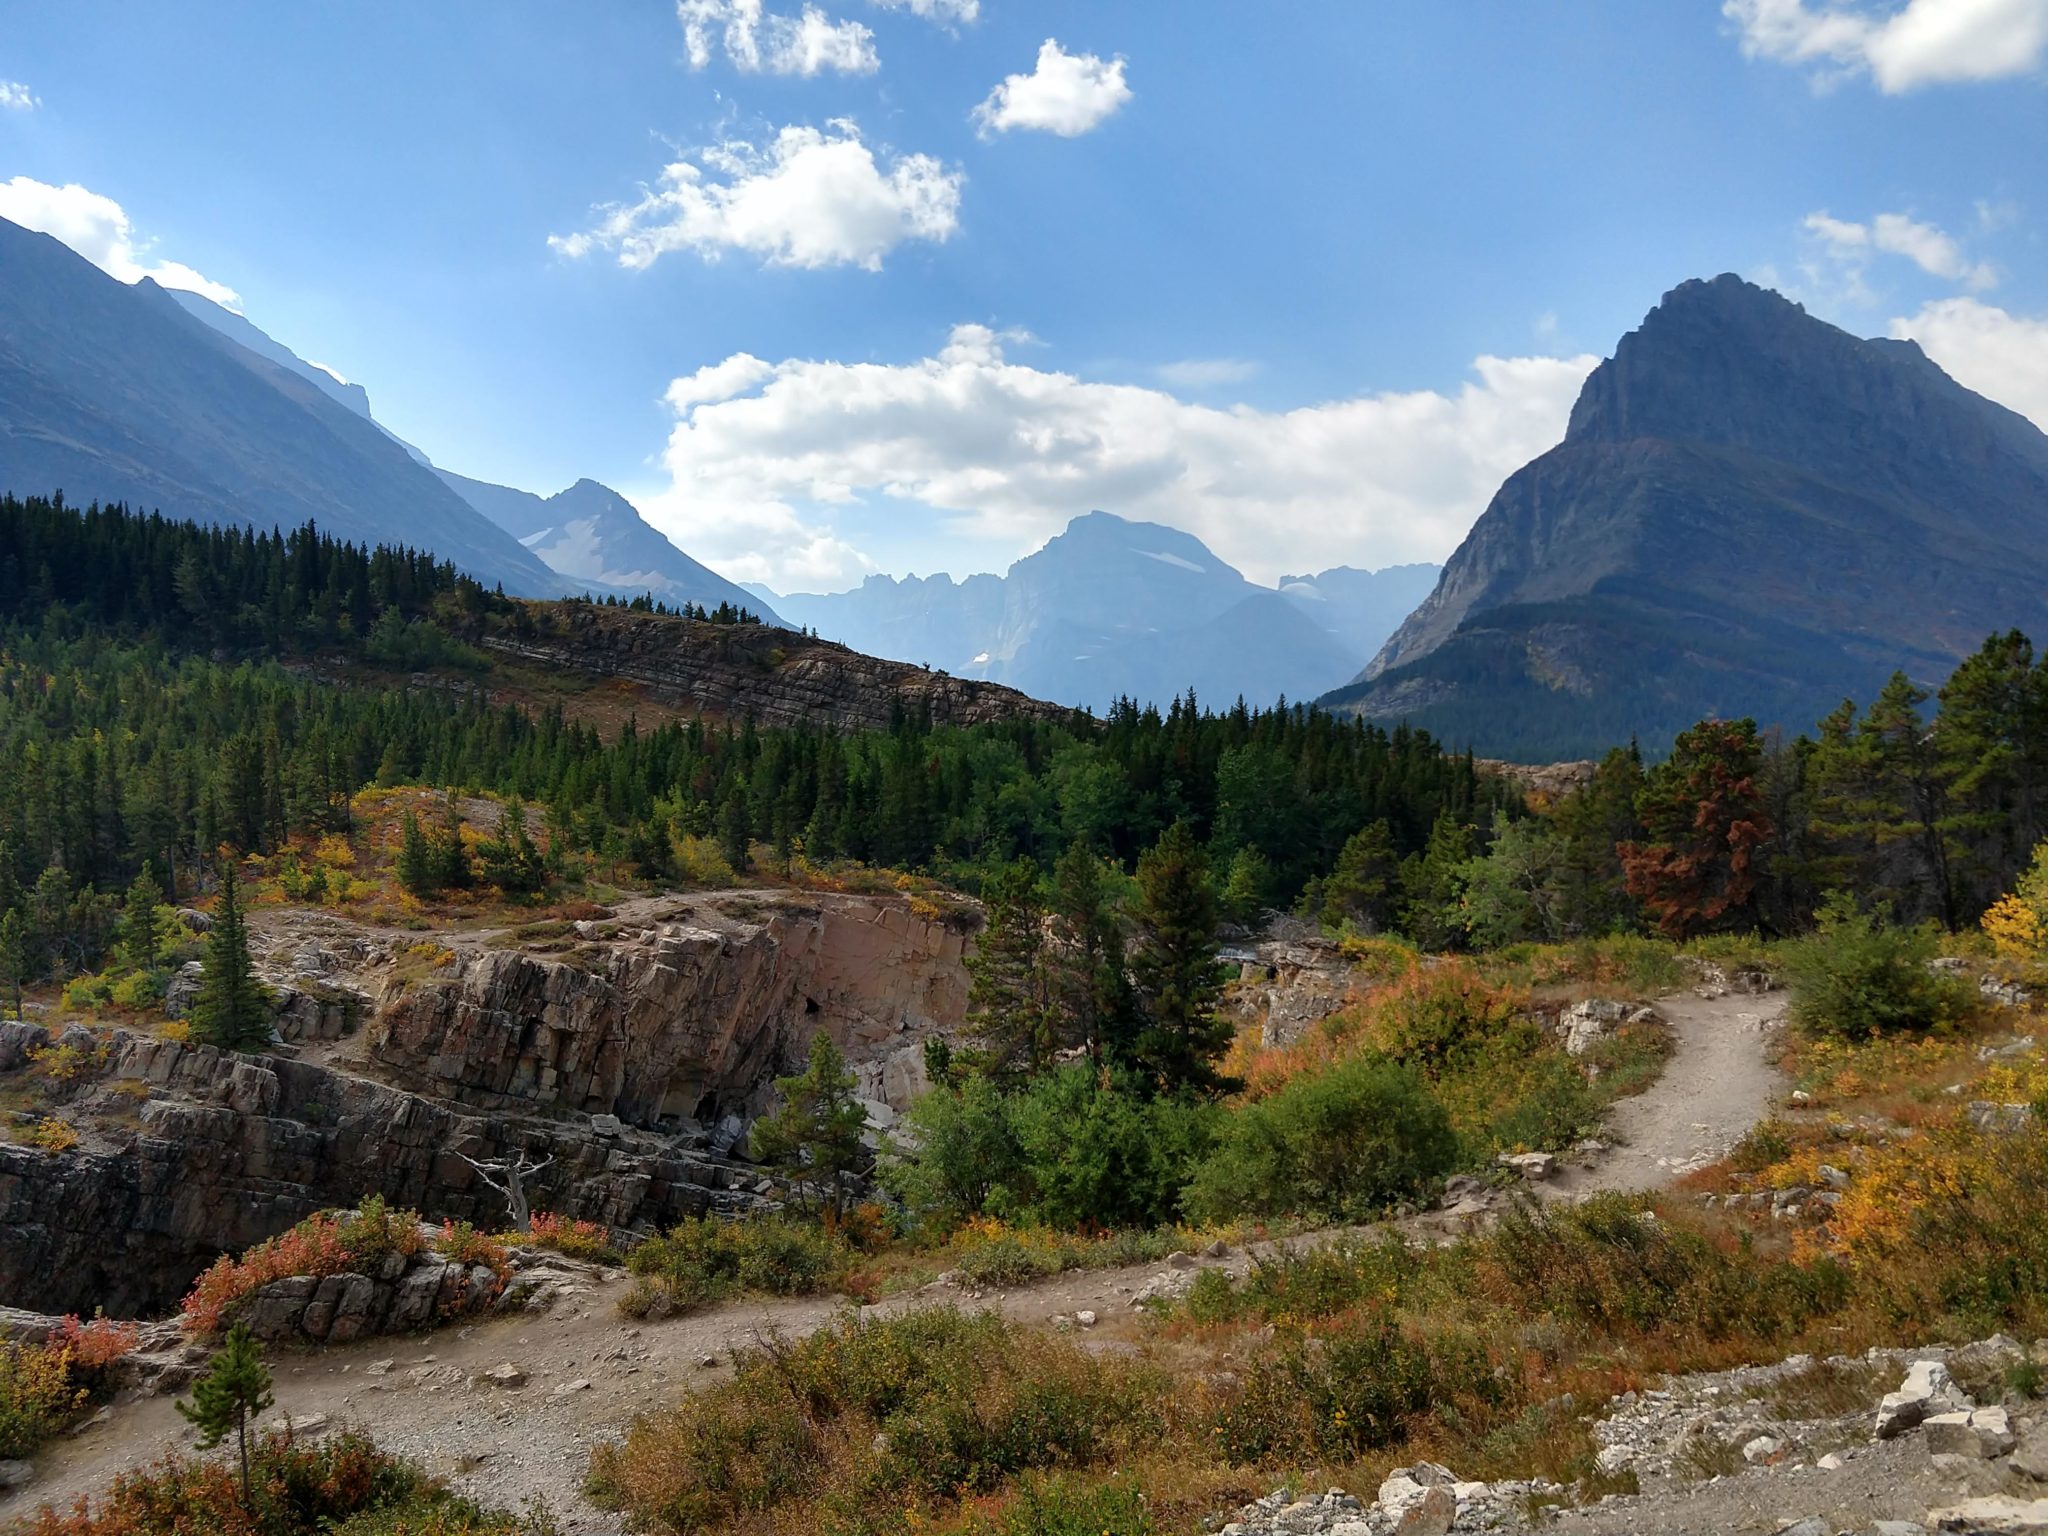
1561,985,1789,1196
0,987,1791,1534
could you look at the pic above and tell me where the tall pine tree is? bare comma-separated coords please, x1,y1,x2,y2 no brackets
191,863,271,1052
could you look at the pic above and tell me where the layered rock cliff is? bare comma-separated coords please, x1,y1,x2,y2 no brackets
485,604,1079,731
0,889,976,1318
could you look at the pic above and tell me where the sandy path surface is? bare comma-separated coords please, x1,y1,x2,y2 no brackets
1557,986,1788,1196
0,989,1790,1532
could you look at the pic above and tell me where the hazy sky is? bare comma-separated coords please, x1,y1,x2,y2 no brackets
2,0,2044,590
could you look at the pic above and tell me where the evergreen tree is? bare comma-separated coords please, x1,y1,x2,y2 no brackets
477,799,548,897
1129,821,1235,1094
1620,718,1773,939
430,793,473,890
1220,845,1273,926
718,788,752,874
964,858,1055,1079
749,1034,869,1217
115,867,174,974
395,810,436,897
1315,819,1399,933
1048,841,1140,1067
1398,809,1473,951
176,1322,274,1509
0,909,23,1020
191,864,271,1051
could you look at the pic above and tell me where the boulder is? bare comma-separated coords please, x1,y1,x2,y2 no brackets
1925,1496,2048,1533
2011,1426,2048,1482
477,1362,527,1389
1500,1151,1556,1181
1394,1486,1455,1536
1875,1358,1971,1439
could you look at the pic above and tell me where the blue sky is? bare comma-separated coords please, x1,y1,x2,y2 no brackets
1,0,2044,590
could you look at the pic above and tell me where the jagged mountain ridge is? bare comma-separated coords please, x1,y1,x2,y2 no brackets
763,511,1434,712
0,216,558,594
438,470,778,621
1321,275,2048,759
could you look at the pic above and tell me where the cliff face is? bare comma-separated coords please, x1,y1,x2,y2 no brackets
1324,276,2048,759
486,604,1078,731
0,1022,768,1317
372,894,971,1125
0,890,976,1318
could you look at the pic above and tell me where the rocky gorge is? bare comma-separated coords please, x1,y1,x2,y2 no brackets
0,888,976,1318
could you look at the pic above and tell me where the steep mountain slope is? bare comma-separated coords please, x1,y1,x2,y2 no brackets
438,470,776,619
0,217,556,593
167,288,374,422
766,511,1369,712
1321,275,2048,759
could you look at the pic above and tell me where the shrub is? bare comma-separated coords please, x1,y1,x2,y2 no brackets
1002,1065,1217,1231
14,1430,558,1535
182,1203,441,1336
24,1117,80,1153
618,1216,850,1317
1784,896,1975,1040
587,1307,1159,1533
0,1339,86,1458
109,969,166,1009
1186,1053,1457,1223
1363,960,1525,1072
520,1212,616,1263
955,1475,1155,1536
881,1071,1028,1227
431,1221,511,1299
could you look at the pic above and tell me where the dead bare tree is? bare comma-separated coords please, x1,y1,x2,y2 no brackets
455,1149,554,1232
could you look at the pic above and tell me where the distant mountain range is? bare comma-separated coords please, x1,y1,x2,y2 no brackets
437,470,773,619
1322,274,2048,759
0,213,765,614
0,216,556,594
757,511,1439,713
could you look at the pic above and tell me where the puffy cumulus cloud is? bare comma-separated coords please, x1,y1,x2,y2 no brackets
644,324,1598,587
0,80,37,111
548,121,962,271
973,39,1131,137
678,0,879,75
1725,0,2048,91
871,0,978,23
0,176,238,306
1803,208,1998,289
1893,297,2048,431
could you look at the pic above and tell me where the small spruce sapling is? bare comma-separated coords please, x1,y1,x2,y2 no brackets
177,1322,274,1508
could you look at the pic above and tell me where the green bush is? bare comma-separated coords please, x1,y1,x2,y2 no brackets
1784,896,1975,1040
958,1476,1155,1536
881,1071,1027,1226
1003,1065,1217,1230
619,1216,851,1317
587,1307,1160,1533
1185,1053,1457,1223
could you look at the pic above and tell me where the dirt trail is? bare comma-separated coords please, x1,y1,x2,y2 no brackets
0,987,1790,1533
1558,985,1789,1196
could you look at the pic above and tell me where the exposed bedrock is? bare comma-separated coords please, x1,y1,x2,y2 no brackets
371,894,972,1128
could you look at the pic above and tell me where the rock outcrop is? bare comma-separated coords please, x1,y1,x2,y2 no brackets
0,1020,768,1318
481,603,1077,732
371,893,971,1126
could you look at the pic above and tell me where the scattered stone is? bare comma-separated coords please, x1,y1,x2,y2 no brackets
261,1412,330,1437
589,1113,622,1137
0,1460,35,1491
1206,1239,1230,1258
698,1354,718,1368
1394,1485,1455,1536
2011,1426,2048,1482
1868,1523,1930,1536
477,1363,528,1390
1743,1433,1785,1463
552,1378,592,1396
1075,1309,1097,1328
1774,1520,1827,1536
1926,1496,2048,1533
1817,1452,1845,1471
1499,1151,1556,1181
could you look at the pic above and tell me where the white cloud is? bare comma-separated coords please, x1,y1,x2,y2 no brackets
1153,358,1261,389
638,323,1599,590
0,176,238,306
973,39,1131,137
871,0,978,23
1725,0,2048,91
1892,296,2048,431
678,0,879,75
549,120,962,271
0,80,36,111
1802,207,1998,289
